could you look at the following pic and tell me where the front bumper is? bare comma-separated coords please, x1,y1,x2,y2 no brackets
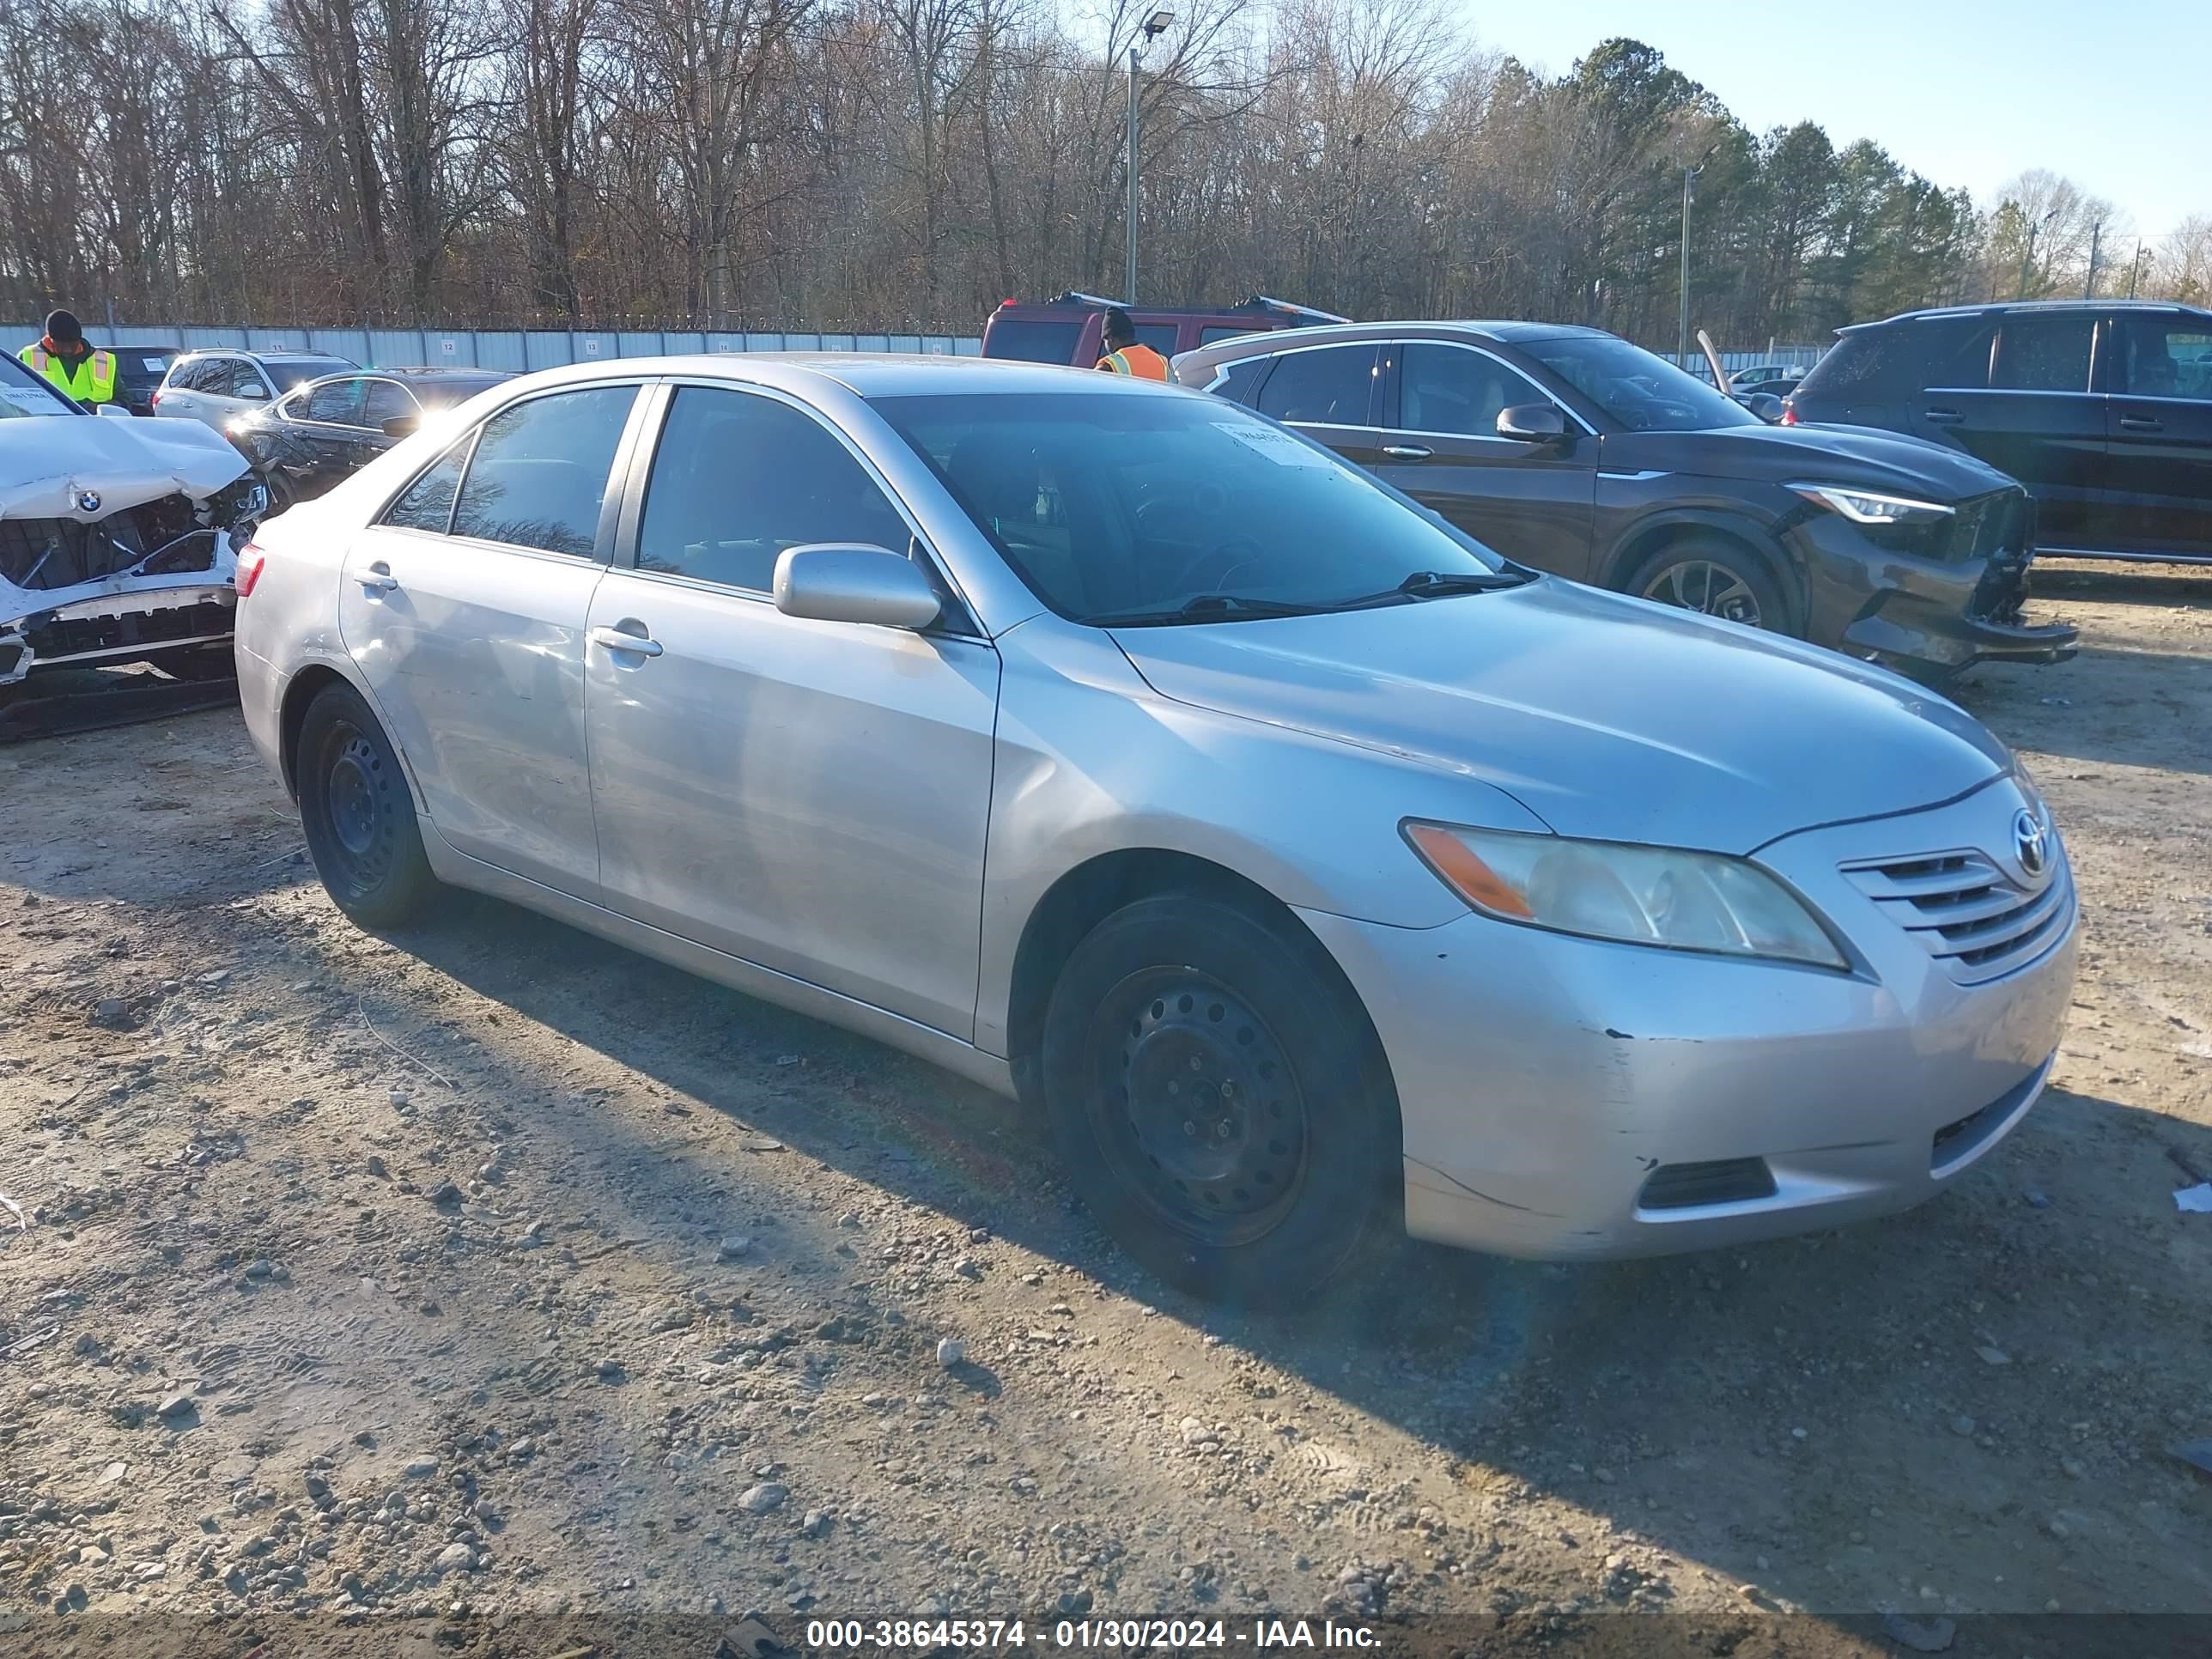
1796,513,2078,675
1301,775,2079,1260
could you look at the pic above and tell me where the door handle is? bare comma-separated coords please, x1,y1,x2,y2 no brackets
2118,416,2164,433
1923,408,1964,425
356,562,398,595
590,624,663,658
1382,444,1433,460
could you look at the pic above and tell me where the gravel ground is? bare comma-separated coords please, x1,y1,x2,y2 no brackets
1,565,2208,1658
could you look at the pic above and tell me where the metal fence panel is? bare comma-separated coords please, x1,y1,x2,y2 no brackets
572,331,620,364
312,329,372,364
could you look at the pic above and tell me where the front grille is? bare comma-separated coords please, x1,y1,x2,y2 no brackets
0,494,207,592
1843,848,2073,984
1638,1158,1778,1211
1964,493,2039,623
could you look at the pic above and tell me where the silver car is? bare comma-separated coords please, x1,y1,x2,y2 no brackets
155,348,358,434
234,356,2078,1304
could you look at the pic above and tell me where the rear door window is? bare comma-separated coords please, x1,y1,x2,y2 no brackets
1255,345,1380,426
450,386,637,557
383,443,471,533
1991,315,2096,392
1133,324,1180,357
1200,325,1259,346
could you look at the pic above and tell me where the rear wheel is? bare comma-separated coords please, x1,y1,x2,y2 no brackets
1041,894,1396,1306
1629,537,1790,634
296,682,437,927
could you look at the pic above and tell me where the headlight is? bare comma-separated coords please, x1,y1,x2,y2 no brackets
1789,483,1955,525
1404,821,1848,969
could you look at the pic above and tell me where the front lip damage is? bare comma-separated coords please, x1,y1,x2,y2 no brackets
2,531,245,688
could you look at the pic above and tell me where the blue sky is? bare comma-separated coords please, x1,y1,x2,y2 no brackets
1469,1,2209,239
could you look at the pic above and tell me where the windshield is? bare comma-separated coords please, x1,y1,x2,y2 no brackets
1525,334,1762,433
0,352,76,417
268,357,356,392
872,391,1511,624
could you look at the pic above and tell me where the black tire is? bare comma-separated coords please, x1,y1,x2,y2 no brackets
1627,537,1792,635
296,682,437,927
1040,893,1397,1307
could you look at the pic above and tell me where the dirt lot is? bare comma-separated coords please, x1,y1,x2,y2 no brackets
1,565,2208,1659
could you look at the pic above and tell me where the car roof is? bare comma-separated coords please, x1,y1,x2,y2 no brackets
465,352,1184,401
359,367,511,380
1846,298,2212,331
177,347,354,362
1177,319,1613,357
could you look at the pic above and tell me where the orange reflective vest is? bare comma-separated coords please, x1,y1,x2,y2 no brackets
1096,343,1170,381
21,342,117,404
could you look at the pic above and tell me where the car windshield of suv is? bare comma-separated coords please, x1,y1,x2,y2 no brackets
267,357,356,392
1525,334,1762,432
872,391,1515,624
0,350,76,417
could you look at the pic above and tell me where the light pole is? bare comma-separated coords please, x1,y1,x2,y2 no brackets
2018,207,2057,298
2083,218,2103,299
1126,9,1174,305
1676,164,1700,370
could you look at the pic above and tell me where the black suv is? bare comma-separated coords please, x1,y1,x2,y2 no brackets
1174,321,2076,678
1786,300,2212,566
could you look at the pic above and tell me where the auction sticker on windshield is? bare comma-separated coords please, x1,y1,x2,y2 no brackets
1213,421,1334,468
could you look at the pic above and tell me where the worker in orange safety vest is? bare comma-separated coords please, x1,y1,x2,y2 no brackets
1094,307,1170,380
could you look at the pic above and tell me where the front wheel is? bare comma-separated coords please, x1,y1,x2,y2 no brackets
1040,894,1397,1306
296,682,437,927
1629,538,1790,634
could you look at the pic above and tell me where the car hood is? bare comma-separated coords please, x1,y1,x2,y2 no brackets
1606,420,2015,498
1109,579,2009,854
0,412,248,520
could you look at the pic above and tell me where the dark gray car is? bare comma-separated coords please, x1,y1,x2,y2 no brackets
1176,320,2077,679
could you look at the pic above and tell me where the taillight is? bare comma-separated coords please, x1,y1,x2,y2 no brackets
235,543,267,598
149,389,161,409
1779,405,1799,426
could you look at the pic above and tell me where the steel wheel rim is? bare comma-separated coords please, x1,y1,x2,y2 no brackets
1085,969,1310,1247
1644,560,1763,627
320,725,396,896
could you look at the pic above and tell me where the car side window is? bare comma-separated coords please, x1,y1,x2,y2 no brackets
1399,343,1543,436
382,441,471,533
2120,317,2212,401
449,386,637,557
307,378,366,426
1133,324,1180,357
1199,325,1257,346
636,386,914,593
1206,357,1270,404
1990,315,2094,392
362,380,419,428
1255,345,1379,426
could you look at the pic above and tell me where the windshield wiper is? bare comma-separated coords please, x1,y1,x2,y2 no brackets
1085,593,1331,627
1336,568,1534,609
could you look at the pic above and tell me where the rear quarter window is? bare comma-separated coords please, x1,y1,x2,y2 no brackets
982,318,1084,364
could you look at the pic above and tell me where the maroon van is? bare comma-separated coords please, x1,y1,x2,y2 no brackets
981,290,1347,368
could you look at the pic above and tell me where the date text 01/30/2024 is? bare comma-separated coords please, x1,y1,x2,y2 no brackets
804,1620,1382,1650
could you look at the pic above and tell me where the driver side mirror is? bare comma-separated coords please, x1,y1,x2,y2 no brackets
381,415,420,439
240,383,268,400
773,544,940,630
1496,403,1567,442
1741,392,1784,423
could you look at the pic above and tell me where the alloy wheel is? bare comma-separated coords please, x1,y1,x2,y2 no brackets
1642,559,1764,627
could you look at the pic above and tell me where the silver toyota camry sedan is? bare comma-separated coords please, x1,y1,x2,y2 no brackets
234,356,2078,1304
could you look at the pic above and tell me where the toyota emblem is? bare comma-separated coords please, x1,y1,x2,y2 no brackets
76,489,101,514
2013,809,2050,880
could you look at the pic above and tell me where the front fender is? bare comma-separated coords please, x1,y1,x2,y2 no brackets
975,618,1551,1055
1595,502,1806,629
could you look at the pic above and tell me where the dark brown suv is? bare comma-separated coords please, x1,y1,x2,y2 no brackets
981,291,1346,368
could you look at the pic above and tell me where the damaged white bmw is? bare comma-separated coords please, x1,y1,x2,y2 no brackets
1,349,267,690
